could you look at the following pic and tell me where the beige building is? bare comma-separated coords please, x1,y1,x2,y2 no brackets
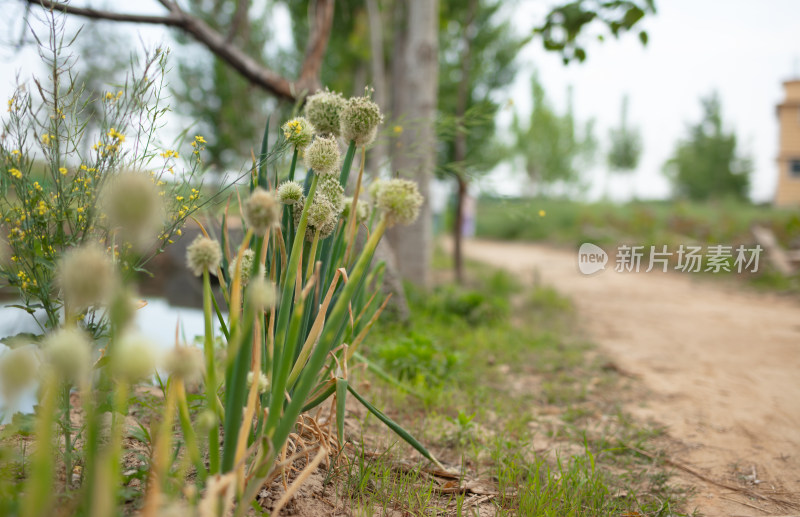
775,79,800,206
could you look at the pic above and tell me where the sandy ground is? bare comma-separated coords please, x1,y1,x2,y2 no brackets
457,238,800,516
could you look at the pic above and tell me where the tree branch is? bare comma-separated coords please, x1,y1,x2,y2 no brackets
299,0,334,86
23,0,333,101
25,0,182,26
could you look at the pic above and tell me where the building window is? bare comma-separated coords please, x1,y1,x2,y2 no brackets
791,160,800,178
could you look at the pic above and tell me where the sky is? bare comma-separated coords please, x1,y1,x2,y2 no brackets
486,0,800,202
1,0,798,203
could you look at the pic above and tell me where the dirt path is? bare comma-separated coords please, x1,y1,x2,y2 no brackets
458,238,800,516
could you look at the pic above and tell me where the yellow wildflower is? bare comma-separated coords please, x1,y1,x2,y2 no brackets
107,128,125,142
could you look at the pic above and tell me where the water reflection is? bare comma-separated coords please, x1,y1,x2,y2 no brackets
0,299,213,423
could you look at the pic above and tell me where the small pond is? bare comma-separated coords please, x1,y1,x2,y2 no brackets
0,299,213,423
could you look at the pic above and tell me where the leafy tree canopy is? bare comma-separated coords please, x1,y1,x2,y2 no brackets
664,92,751,201
534,0,656,64
511,74,597,192
436,0,530,180
607,94,642,172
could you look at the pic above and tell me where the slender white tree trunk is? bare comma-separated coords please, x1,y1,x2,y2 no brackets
387,0,438,286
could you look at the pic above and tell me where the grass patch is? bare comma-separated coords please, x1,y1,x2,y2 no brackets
345,258,696,516
476,197,800,249
476,196,800,294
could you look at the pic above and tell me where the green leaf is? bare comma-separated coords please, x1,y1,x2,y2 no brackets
211,294,230,340
131,266,155,277
338,141,357,187
220,210,230,282
623,6,645,28
257,116,271,191
335,378,347,446
0,332,41,348
347,384,442,469
352,351,424,399
301,382,335,412
638,30,649,46
0,412,36,438
4,304,43,314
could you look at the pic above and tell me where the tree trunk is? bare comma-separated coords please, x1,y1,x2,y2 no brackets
365,0,389,175
453,176,467,283
452,0,478,284
387,0,438,287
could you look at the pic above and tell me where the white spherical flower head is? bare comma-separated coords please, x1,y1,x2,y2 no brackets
343,197,371,224
109,287,140,331
294,194,338,241
318,174,345,212
0,347,38,398
43,328,92,384
102,171,165,251
304,135,341,176
340,94,383,146
112,332,159,382
281,117,315,150
186,235,222,276
196,409,218,432
304,89,346,137
307,195,336,228
57,244,116,311
248,276,277,312
229,249,256,286
164,346,204,385
276,180,304,205
367,178,386,202
246,371,270,394
356,200,371,223
247,276,276,311
376,179,424,227
243,187,280,234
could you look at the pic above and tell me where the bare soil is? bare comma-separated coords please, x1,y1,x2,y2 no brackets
458,238,800,516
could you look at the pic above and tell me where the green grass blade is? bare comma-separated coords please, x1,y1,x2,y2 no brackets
335,378,347,446
301,382,335,413
271,218,387,453
220,315,254,472
351,351,424,399
256,116,270,191
211,294,230,341
346,384,442,469
265,287,305,434
339,141,357,186
220,236,263,472
220,210,230,283
274,174,319,360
